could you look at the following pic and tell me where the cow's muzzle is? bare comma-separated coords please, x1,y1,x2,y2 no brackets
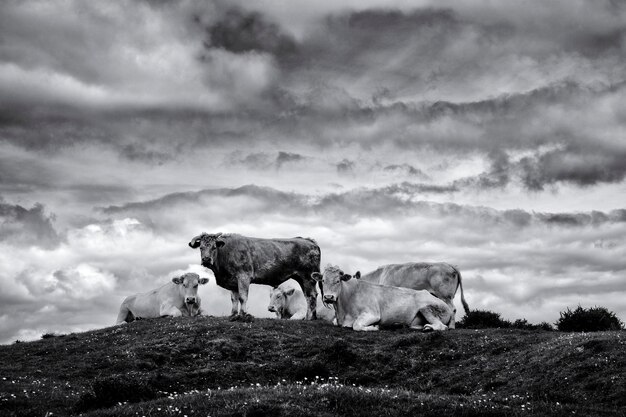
201,257,213,267
185,297,197,305
323,295,336,303
268,306,276,312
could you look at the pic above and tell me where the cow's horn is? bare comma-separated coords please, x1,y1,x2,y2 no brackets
189,235,202,248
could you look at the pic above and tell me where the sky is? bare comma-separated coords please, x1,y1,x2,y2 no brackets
0,0,625,343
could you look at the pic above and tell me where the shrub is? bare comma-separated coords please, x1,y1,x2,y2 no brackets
556,306,624,332
457,310,511,329
536,321,555,331
41,332,62,339
512,319,531,329
511,319,554,331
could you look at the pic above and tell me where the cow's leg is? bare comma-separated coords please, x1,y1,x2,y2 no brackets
446,300,457,329
237,276,254,322
290,309,307,320
115,304,132,325
353,312,380,331
418,306,449,332
409,314,425,331
229,291,240,320
160,304,183,318
294,273,318,320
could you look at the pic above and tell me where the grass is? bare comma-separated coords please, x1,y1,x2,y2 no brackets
0,316,624,416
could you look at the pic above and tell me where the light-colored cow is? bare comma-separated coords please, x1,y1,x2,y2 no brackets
311,265,453,332
361,262,468,328
116,273,209,324
267,279,335,322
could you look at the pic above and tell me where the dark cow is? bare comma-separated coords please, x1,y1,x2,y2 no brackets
189,233,321,321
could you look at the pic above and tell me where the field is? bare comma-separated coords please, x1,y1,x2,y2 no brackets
0,317,624,416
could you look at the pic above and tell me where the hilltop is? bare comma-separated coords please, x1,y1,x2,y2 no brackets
0,317,624,416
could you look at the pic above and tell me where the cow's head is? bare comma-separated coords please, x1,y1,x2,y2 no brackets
188,232,225,268
311,266,360,304
267,286,296,315
172,272,209,305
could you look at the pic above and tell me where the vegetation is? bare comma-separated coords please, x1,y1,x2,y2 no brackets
458,310,554,331
457,309,511,329
556,306,624,332
40,332,63,340
0,316,624,416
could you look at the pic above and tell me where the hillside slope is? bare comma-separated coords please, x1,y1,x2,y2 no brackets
0,317,624,416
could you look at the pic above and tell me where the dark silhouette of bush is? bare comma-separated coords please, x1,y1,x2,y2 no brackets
459,310,553,330
536,321,555,331
457,310,511,329
556,306,624,332
512,319,554,331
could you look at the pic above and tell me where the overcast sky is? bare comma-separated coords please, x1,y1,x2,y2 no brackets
1,0,625,343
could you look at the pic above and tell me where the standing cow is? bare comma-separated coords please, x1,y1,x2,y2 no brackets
312,265,453,332
116,272,209,324
361,262,469,328
189,233,321,321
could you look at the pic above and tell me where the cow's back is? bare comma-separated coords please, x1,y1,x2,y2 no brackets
216,235,321,287
362,262,458,300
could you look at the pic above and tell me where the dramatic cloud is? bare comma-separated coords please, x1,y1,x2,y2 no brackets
383,164,430,180
0,202,61,249
205,8,297,59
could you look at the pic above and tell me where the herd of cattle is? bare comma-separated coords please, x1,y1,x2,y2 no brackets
116,233,469,331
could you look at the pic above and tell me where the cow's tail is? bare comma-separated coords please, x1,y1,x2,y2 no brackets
453,266,470,315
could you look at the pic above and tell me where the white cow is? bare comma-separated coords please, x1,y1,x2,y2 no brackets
267,279,335,322
116,273,209,324
311,265,453,332
361,262,469,328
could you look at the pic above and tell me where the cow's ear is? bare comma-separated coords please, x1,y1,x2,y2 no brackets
172,276,183,285
216,240,225,248
340,273,352,281
199,277,209,285
284,287,296,296
311,272,322,281
354,271,361,279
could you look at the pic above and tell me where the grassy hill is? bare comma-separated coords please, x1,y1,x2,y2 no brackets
1,317,624,416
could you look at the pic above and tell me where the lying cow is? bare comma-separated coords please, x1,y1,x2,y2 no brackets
116,273,209,324
311,265,453,332
267,280,336,322
361,262,469,328
189,233,321,321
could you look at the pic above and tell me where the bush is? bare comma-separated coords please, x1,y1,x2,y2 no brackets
457,310,511,329
536,321,555,331
556,306,624,332
511,319,554,331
